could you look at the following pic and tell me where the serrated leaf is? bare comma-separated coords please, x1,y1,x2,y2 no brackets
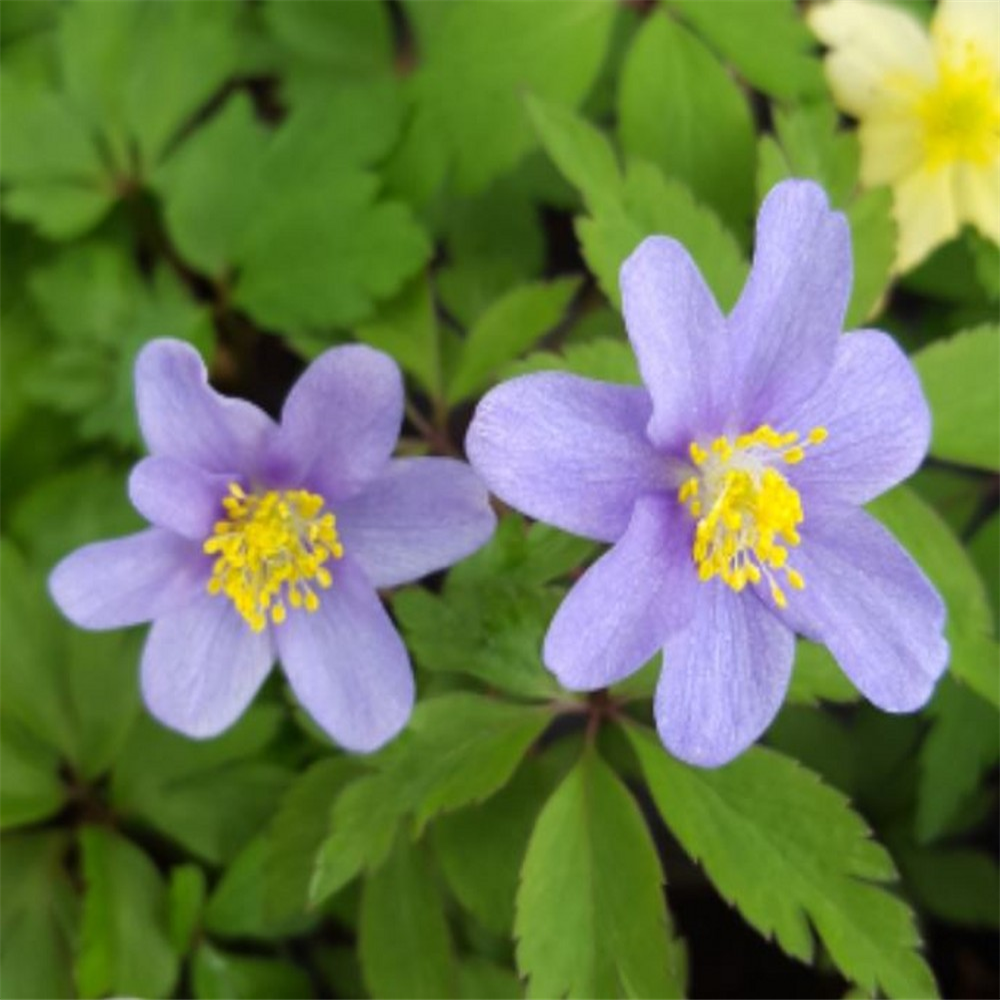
111,708,292,865
406,1,616,194
154,93,430,338
25,242,211,448
627,727,938,999
869,486,998,707
311,694,550,905
434,754,557,935
0,832,77,1000
447,277,580,403
618,11,755,231
505,337,641,385
359,836,457,1000
76,827,178,1000
1,2,242,238
969,511,999,622
579,159,749,311
665,0,826,100
913,324,1000,472
915,677,999,843
265,757,359,926
525,95,623,216
516,748,684,999
192,942,314,1000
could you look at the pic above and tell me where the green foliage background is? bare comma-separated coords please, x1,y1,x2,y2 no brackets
1,2,997,998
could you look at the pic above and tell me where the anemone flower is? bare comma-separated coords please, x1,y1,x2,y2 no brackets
51,340,495,751
467,180,948,767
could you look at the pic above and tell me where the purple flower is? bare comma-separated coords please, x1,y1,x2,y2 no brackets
50,340,495,751
467,180,948,768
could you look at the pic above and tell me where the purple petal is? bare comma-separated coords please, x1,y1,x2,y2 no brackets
335,458,495,589
728,181,852,426
779,506,948,711
620,236,730,449
269,345,403,502
49,529,206,630
129,457,233,541
135,340,275,476
274,556,414,752
466,373,668,543
655,584,794,768
141,597,275,738
773,331,930,506
544,497,695,690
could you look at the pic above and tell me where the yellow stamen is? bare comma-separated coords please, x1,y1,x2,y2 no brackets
203,484,343,631
915,39,1000,169
678,425,828,606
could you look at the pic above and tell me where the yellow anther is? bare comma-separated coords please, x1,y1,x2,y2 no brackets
678,422,827,607
203,484,343,630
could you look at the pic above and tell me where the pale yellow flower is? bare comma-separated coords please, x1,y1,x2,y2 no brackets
809,0,1000,271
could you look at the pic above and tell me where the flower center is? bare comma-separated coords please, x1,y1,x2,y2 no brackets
917,41,1000,167
677,425,827,608
203,483,344,632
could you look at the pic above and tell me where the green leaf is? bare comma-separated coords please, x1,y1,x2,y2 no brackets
969,510,999,623
507,337,641,384
627,727,938,999
192,942,314,1000
758,103,860,211
356,274,443,397
310,769,407,905
437,176,547,328
447,277,580,403
111,708,292,865
457,957,523,1000
76,827,179,1000
0,832,77,1000
785,640,859,706
845,187,896,327
434,755,557,934
913,324,1000,471
166,864,206,955
898,845,1000,929
664,0,826,100
0,70,112,238
618,11,755,231
359,835,457,999
0,536,142,780
0,719,66,830
264,0,394,82
525,95,623,217
527,97,748,311
915,677,999,843
578,159,748,310
154,93,430,338
516,748,684,999
311,693,550,904
205,837,306,941
25,242,211,448
1,2,243,237
265,757,359,926
406,2,616,194
869,486,999,707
